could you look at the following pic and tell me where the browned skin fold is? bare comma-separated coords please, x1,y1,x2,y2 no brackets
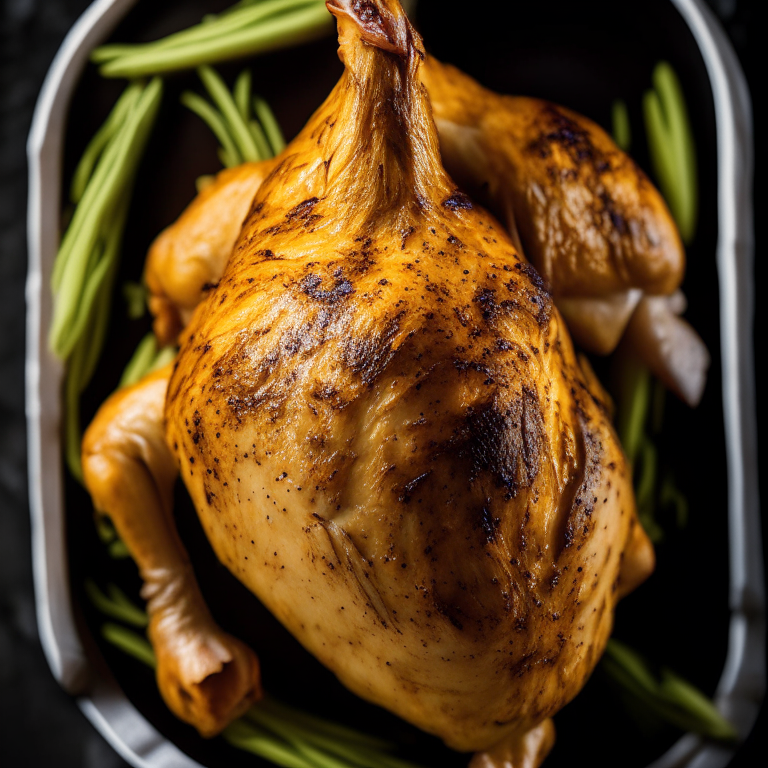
86,0,654,762
81,365,262,737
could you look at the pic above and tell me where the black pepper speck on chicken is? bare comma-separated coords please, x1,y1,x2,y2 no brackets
82,2,654,766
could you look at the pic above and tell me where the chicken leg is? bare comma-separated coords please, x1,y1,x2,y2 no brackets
81,365,262,736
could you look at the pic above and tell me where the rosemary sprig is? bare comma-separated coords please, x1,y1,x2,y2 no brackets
92,0,333,79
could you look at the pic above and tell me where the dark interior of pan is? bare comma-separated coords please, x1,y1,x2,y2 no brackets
61,0,728,766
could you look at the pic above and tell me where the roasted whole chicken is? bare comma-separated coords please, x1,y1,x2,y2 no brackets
82,1,657,765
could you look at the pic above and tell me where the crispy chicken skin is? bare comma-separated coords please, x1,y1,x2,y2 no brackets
83,1,654,765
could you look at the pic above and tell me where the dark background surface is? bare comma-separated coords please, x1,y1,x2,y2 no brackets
1,0,764,766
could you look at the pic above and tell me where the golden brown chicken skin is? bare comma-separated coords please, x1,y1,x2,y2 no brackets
83,1,654,765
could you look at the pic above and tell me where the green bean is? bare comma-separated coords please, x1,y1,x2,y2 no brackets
101,624,156,668
249,707,424,768
294,742,352,768
250,709,366,767
181,91,243,167
604,640,659,694
249,118,272,159
99,3,333,78
55,241,112,359
78,255,117,389
603,639,737,742
635,437,662,543
198,66,261,161
61,193,127,375
216,147,235,167
611,99,631,151
644,89,678,218
119,333,177,388
123,280,147,319
644,62,697,243
106,583,146,616
119,333,159,389
235,69,253,121
108,540,131,559
52,81,157,292
53,125,121,291
70,83,143,203
660,670,737,741
51,79,162,356
149,345,178,373
95,516,117,543
223,721,315,768
254,699,393,751
653,62,697,243
254,95,286,154
93,0,318,65
85,581,148,627
616,356,651,468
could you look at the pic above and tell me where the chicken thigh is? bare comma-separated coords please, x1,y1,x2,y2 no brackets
83,1,653,765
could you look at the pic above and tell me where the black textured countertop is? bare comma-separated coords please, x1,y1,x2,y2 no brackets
1,1,764,766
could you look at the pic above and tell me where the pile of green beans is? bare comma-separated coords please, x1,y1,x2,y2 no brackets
51,78,163,481
92,0,333,78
